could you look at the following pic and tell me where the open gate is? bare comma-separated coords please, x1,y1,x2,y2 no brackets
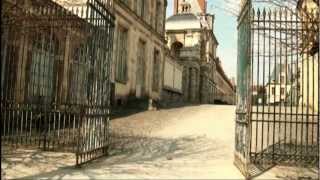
235,0,319,178
1,0,115,166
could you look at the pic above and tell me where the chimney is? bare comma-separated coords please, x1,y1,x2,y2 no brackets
198,0,206,14
174,0,179,14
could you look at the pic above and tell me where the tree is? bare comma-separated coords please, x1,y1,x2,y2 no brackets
208,0,319,55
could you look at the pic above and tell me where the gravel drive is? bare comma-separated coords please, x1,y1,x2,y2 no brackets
2,105,318,179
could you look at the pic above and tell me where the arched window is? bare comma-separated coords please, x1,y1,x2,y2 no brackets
68,44,90,105
181,3,191,13
1,28,20,100
171,41,183,57
28,32,58,104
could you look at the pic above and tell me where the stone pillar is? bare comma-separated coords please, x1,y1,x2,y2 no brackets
183,66,190,102
200,75,208,104
193,68,200,103
190,67,197,103
148,98,154,110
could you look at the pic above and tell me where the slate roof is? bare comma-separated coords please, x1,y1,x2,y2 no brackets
166,13,198,22
166,13,201,30
269,64,292,84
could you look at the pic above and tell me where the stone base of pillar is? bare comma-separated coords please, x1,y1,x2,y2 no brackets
148,98,158,111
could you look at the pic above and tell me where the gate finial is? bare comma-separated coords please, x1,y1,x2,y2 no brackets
273,8,277,19
268,8,272,19
257,9,261,19
284,8,288,16
262,8,266,19
251,8,255,19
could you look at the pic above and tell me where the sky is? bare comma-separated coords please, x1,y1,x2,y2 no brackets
166,0,238,79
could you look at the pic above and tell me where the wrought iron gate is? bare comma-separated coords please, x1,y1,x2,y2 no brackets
1,0,115,166
235,0,319,178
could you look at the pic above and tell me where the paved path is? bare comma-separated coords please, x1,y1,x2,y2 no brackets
2,105,318,179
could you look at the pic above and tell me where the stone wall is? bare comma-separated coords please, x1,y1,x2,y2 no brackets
160,89,184,108
111,0,167,106
180,59,201,104
200,74,209,104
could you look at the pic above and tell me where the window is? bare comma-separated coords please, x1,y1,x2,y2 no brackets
115,26,128,83
281,88,285,95
144,0,148,22
137,0,145,17
171,41,183,57
28,33,56,104
182,4,191,13
120,0,129,6
155,1,162,33
152,49,160,91
68,44,89,105
272,87,275,95
136,40,146,92
133,0,138,12
2,42,18,99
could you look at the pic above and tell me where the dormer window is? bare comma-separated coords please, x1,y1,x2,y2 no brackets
181,2,191,13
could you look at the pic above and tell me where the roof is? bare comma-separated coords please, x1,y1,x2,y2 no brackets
269,64,292,84
166,13,201,30
167,13,198,22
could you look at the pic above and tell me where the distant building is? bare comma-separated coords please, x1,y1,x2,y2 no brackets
214,59,236,105
265,64,292,105
165,0,218,104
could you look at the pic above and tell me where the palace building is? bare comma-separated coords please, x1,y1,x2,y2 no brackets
111,0,168,109
166,0,235,104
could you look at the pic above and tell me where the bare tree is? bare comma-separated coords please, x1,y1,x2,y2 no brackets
208,0,301,17
208,0,319,55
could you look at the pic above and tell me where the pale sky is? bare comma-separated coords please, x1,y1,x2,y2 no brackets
166,0,238,79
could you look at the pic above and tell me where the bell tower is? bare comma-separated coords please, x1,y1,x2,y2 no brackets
173,0,207,15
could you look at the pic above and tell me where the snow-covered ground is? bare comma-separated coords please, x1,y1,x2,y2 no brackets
2,105,318,179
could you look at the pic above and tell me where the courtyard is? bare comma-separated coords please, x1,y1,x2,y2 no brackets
2,105,318,179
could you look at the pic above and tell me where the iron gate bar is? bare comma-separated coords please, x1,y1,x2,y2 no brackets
1,0,114,166
250,7,319,164
236,1,319,178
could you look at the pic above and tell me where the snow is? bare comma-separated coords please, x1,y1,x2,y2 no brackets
1,105,318,179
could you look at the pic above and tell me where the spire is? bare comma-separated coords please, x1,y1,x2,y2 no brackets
173,0,207,15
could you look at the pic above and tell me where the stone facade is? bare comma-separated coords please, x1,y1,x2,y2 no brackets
214,58,236,105
166,0,218,104
111,0,167,108
1,0,115,108
160,48,184,107
160,89,184,107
